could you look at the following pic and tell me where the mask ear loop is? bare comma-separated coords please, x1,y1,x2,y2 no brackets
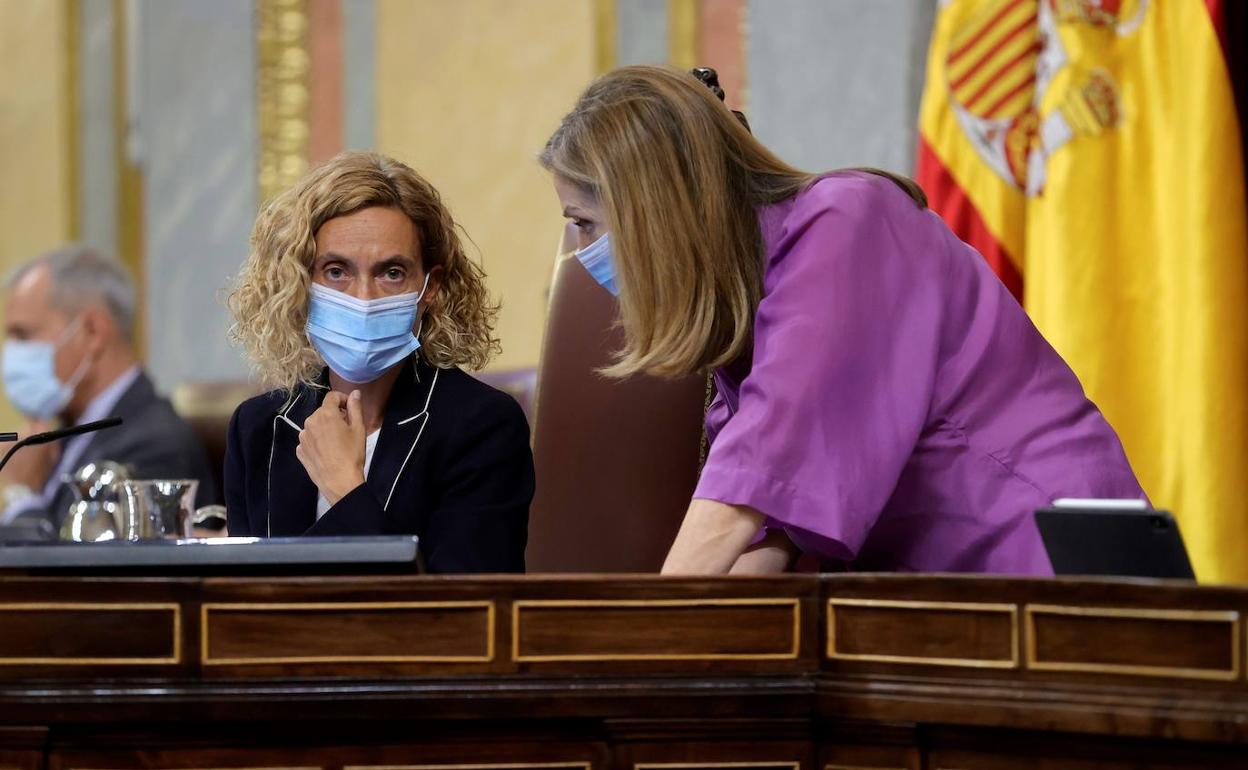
411,271,432,341
61,352,93,392
53,315,85,347
413,272,432,302
407,273,432,374
55,315,95,394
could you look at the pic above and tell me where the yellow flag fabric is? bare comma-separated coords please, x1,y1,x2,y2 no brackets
918,0,1248,582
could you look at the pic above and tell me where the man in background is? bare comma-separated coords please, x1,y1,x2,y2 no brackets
0,244,217,538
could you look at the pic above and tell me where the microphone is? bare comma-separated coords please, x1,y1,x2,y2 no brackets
0,417,124,473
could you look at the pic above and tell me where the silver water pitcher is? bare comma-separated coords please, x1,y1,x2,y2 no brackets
59,461,130,542
118,479,199,540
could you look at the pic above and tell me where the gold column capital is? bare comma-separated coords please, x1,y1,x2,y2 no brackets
668,0,699,71
257,0,311,204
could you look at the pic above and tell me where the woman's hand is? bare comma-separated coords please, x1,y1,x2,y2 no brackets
295,390,366,505
730,527,799,574
660,498,764,574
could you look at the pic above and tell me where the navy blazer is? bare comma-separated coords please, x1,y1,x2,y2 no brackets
224,357,533,573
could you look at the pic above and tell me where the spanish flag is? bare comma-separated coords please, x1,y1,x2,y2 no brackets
917,0,1248,583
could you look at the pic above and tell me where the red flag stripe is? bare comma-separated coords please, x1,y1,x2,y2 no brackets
1205,0,1227,52
948,0,1028,65
915,136,1024,301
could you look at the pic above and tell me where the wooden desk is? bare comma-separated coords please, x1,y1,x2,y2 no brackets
1,573,1246,769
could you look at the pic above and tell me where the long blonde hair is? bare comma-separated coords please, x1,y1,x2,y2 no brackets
540,65,925,379
228,151,500,391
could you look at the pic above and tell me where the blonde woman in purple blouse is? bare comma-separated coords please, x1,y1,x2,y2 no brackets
541,65,1144,576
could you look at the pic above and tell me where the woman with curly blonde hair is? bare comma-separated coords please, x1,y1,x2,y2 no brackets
224,151,532,572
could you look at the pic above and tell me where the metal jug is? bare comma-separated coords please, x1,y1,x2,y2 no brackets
117,479,199,540
58,461,130,542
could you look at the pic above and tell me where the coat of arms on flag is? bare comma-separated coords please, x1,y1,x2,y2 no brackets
945,0,1147,196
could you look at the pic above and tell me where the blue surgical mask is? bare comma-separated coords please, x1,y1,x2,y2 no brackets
305,275,431,384
575,233,618,296
2,317,91,420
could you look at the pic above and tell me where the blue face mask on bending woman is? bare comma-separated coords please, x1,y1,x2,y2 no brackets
575,233,618,297
304,274,431,384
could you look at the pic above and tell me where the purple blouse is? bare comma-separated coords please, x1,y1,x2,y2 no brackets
693,173,1144,575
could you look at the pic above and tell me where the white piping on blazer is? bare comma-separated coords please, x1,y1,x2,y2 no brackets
265,367,440,535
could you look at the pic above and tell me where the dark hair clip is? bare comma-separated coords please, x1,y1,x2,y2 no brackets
691,67,727,102
689,66,751,133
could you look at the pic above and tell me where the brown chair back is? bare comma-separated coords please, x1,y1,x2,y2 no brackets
473,368,538,428
171,381,264,498
527,251,706,572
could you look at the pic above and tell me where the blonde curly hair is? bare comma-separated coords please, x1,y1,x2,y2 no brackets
228,151,501,391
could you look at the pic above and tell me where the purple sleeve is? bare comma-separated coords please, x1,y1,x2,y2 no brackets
703,387,769,547
704,387,730,446
693,178,943,559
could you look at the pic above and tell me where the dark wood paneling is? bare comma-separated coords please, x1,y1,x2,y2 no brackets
0,755,41,770
0,603,179,665
202,601,494,665
0,726,45,770
925,726,1248,770
618,738,811,770
4,573,1248,768
817,721,920,770
514,599,800,662
630,764,799,770
46,728,610,770
827,599,1016,669
345,764,592,770
1026,605,1240,680
820,743,918,770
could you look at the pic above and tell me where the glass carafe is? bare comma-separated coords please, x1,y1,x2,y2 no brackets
118,480,199,540
58,461,129,542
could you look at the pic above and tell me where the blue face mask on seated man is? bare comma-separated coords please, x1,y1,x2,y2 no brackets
2,316,91,420
575,232,619,296
305,274,431,384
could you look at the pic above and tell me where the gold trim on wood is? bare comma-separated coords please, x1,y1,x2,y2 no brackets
68,767,321,770
200,601,496,665
0,602,181,665
1024,604,1241,681
512,598,801,663
346,765,591,770
63,0,80,240
256,0,311,203
667,0,699,70
636,764,800,770
593,0,616,74
113,0,146,354
827,599,1019,669
68,767,322,770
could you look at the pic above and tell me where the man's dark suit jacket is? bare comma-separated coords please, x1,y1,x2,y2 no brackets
224,357,533,574
11,371,220,536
